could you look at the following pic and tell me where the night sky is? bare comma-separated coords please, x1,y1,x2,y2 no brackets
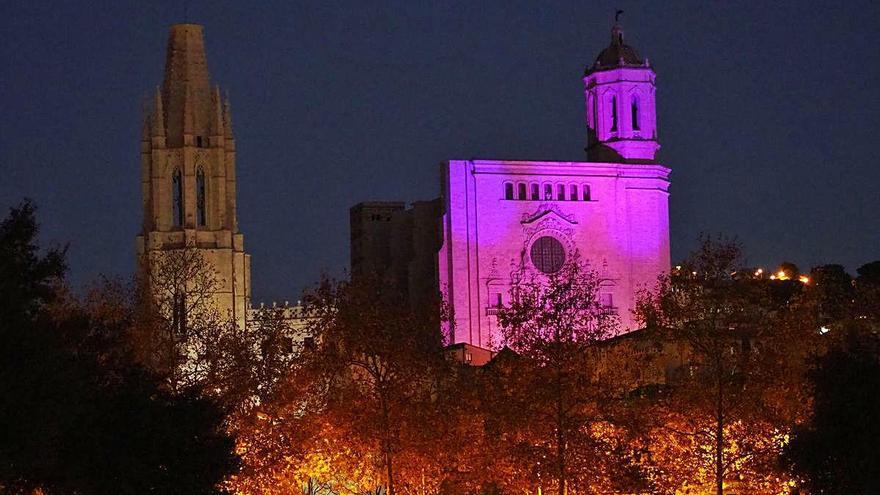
2,1,878,303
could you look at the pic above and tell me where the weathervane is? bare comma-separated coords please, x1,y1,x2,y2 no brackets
615,9,624,22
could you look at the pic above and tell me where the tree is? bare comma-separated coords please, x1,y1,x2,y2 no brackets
492,254,625,495
635,237,803,494
134,244,232,392
783,326,880,494
292,274,446,495
0,200,239,494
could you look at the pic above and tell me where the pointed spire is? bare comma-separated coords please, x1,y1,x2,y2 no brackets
223,94,234,139
212,85,224,137
162,23,212,146
152,86,165,137
141,94,151,142
183,84,194,137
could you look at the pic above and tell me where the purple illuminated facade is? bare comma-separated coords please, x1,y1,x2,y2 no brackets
439,22,670,349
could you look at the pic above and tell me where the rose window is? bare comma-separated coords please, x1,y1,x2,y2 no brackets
530,236,566,274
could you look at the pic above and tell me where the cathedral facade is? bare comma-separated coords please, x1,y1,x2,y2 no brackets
440,23,670,349
353,22,671,353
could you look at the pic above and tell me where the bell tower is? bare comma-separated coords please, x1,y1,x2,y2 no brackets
137,23,251,328
584,18,660,163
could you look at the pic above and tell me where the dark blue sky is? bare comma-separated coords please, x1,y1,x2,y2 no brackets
2,1,878,303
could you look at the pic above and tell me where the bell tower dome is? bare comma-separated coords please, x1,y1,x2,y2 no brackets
583,17,659,163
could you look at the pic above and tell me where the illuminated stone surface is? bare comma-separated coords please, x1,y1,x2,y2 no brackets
439,21,670,349
136,24,252,329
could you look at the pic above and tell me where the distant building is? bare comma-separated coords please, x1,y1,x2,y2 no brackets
350,200,442,310
352,20,671,351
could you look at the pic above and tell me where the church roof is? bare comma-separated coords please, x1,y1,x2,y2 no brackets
585,22,646,76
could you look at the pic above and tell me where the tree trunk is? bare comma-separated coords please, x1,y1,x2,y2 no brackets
381,395,395,495
715,375,724,495
555,375,567,495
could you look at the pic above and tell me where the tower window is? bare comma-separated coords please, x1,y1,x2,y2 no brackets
631,97,640,131
196,167,206,227
196,136,204,148
544,184,552,200
583,185,592,201
172,169,183,227
504,182,513,200
518,183,527,200
531,183,539,200
610,95,618,132
557,184,565,201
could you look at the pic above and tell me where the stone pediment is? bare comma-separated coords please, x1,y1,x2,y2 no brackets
520,204,578,225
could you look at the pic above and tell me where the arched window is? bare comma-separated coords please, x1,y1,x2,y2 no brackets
504,182,514,200
518,183,527,200
544,184,553,200
583,185,592,201
610,95,618,132
631,96,640,131
531,183,540,201
172,169,183,227
570,184,578,201
557,184,565,201
196,167,206,227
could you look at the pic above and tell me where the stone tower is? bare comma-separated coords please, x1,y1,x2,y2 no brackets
584,20,660,163
137,24,251,329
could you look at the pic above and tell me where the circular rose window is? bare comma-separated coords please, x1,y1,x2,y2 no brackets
530,236,566,274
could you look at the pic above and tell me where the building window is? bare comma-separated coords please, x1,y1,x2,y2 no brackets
610,95,618,132
196,135,204,148
557,184,565,201
505,182,513,200
518,183,527,200
531,183,539,200
583,185,592,201
530,236,566,274
600,292,614,308
196,167,206,227
570,184,578,201
544,184,553,200
631,97,640,131
492,292,502,308
593,94,598,130
172,169,183,227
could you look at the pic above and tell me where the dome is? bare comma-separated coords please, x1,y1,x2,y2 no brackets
585,23,645,75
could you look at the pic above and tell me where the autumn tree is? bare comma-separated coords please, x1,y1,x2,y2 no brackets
286,274,446,495
491,254,626,495
635,237,807,494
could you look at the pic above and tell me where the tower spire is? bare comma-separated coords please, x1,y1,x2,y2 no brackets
152,86,165,137
162,23,211,147
212,85,223,138
223,94,234,139
138,23,251,331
